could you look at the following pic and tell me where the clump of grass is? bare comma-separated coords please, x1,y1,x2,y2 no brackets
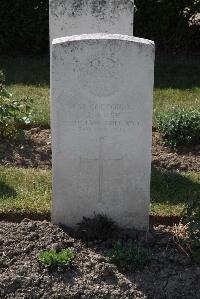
37,248,76,271
155,106,200,147
76,214,119,242
107,242,151,270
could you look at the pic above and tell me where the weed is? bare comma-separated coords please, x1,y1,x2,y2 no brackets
0,71,32,140
76,214,119,242
183,199,200,264
107,242,151,270
155,106,200,147
37,248,76,271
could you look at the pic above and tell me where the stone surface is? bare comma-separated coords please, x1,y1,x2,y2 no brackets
49,0,134,42
51,33,155,229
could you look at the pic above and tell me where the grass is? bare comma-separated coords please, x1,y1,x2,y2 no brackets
151,168,200,216
0,55,200,126
154,56,200,117
0,166,199,217
11,84,50,126
0,167,51,214
0,56,50,126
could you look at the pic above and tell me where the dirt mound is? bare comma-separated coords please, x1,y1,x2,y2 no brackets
152,132,200,172
0,128,51,169
0,220,142,299
0,220,200,298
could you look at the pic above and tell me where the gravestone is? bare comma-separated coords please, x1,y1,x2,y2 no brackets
49,0,134,42
51,34,155,229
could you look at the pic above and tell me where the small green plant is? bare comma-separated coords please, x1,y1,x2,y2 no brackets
155,106,200,147
183,199,200,264
37,248,76,271
0,70,32,140
76,214,119,241
107,242,151,270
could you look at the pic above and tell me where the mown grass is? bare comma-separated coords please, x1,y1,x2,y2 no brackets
151,168,200,216
0,166,199,217
154,56,200,118
0,167,51,214
0,55,200,126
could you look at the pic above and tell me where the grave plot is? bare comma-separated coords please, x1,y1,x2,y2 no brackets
1,219,200,299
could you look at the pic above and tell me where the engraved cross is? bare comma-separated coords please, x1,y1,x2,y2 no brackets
80,137,122,203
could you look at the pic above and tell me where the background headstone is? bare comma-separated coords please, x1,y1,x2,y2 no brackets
49,0,134,42
51,34,155,229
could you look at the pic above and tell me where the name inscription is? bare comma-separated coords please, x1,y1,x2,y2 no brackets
68,102,140,131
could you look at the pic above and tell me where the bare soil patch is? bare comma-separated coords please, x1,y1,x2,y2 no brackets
0,128,51,169
152,132,200,172
0,128,199,171
0,220,200,299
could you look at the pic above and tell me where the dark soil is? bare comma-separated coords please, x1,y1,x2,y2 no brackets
0,128,51,169
0,212,182,228
0,220,200,299
0,128,199,171
152,132,200,172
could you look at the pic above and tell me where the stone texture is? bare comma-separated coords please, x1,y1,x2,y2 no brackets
49,0,134,42
51,33,155,229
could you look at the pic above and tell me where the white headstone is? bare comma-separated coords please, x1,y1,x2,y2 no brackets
49,0,134,42
51,34,155,230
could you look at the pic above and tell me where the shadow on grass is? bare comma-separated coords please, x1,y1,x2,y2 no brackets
155,56,200,90
0,55,50,86
151,167,200,206
0,181,17,198
0,54,200,90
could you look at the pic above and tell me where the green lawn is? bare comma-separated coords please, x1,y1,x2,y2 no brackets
0,55,199,126
0,167,51,215
151,168,200,216
0,166,199,217
154,56,200,117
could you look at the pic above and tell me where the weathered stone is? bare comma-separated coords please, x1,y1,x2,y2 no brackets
49,0,134,42
51,33,155,229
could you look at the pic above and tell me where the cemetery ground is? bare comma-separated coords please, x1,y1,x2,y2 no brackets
0,55,200,298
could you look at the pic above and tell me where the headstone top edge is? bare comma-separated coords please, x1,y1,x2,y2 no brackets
52,34,154,48
49,0,134,5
